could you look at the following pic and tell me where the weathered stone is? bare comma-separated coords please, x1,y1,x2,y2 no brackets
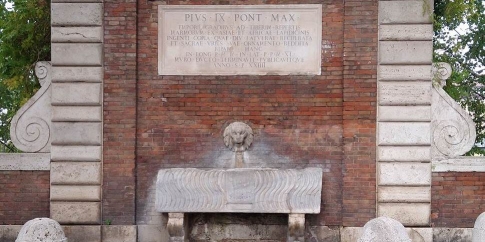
156,168,322,214
0,153,50,170
52,67,103,83
167,213,187,242
102,226,137,242
16,218,67,242
308,226,340,242
137,225,169,242
52,83,101,106
52,106,102,122
358,216,410,242
379,82,431,105
52,27,103,43
473,212,485,242
378,186,430,203
378,163,431,186
0,225,22,242
158,5,322,75
411,228,432,242
62,226,101,242
52,122,102,145
378,203,430,226
51,185,101,201
378,65,432,81
431,63,476,159
288,214,305,242
341,227,363,242
51,162,101,185
51,202,101,224
432,157,485,172
10,62,51,153
378,146,430,162
434,228,472,242
341,226,432,242
51,145,101,162
190,219,286,241
51,3,103,26
379,25,433,41
379,41,433,64
378,122,431,146
52,43,102,66
52,0,102,2
378,106,431,122
379,1,432,24
223,122,253,152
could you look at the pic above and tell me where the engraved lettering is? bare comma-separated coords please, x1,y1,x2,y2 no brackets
215,13,225,22
185,13,207,22
159,5,322,75
234,13,262,22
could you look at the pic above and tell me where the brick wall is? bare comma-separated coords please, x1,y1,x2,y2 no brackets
103,0,138,225
0,171,49,225
342,0,378,226
102,0,378,227
432,172,485,227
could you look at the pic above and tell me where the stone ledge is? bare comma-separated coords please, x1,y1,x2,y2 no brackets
0,153,50,170
432,157,485,172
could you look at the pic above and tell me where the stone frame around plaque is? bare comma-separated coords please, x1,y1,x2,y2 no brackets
158,4,322,76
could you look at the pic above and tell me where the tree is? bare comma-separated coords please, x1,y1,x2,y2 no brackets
0,0,50,152
434,0,485,155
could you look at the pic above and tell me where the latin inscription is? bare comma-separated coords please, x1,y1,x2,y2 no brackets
158,5,322,75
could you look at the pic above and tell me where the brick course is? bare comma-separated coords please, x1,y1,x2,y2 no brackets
342,0,378,226
103,0,138,225
432,172,485,227
0,171,49,225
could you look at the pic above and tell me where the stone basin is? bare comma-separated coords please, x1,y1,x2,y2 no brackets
156,167,323,214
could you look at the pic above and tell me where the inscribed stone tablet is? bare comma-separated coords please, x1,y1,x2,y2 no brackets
158,5,322,75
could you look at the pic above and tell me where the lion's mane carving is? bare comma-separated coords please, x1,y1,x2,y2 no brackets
223,122,253,152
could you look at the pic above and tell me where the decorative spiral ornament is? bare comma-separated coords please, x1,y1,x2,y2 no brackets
12,117,50,152
433,120,470,157
432,62,452,87
35,61,51,87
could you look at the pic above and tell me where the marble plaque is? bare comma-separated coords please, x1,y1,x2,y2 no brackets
158,5,322,75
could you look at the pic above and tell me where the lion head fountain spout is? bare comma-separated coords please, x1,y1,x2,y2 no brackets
223,122,253,167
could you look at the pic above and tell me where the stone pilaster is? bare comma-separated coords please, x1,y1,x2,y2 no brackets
50,0,103,226
377,0,433,226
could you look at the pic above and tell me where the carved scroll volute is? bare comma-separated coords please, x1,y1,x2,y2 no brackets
431,62,476,159
10,61,52,152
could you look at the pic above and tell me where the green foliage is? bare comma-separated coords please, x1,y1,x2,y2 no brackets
0,0,50,152
434,0,485,155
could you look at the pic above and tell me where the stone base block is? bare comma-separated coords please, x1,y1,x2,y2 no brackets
433,228,472,242
0,225,22,241
102,225,137,242
137,225,169,242
51,202,101,224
